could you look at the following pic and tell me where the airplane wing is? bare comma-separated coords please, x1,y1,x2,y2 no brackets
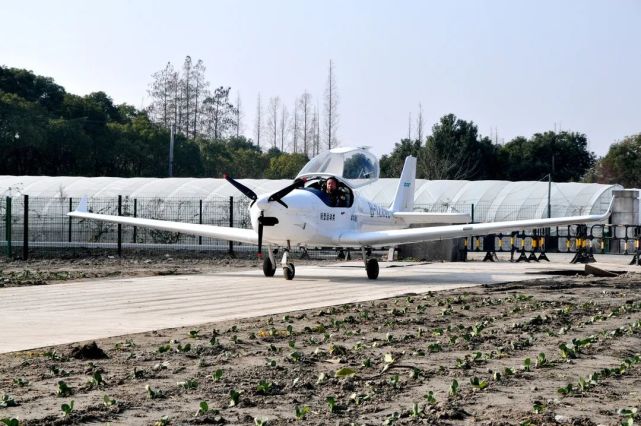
393,212,470,225
68,199,258,245
339,206,612,247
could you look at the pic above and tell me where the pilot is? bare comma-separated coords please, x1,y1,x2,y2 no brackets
325,176,347,207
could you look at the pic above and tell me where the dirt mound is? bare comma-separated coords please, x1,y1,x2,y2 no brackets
69,341,109,359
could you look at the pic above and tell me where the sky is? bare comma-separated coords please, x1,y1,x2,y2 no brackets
1,0,640,158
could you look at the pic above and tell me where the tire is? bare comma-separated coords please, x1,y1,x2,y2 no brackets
366,258,379,280
283,263,295,280
263,257,276,277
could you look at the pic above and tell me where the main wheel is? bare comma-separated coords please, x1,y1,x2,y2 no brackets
283,263,295,280
366,258,379,280
263,257,276,277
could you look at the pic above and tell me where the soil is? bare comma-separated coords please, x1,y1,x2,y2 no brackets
1,259,640,425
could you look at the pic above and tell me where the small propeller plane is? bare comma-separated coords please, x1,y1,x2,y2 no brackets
69,147,613,280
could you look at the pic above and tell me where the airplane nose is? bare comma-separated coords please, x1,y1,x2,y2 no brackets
255,197,270,211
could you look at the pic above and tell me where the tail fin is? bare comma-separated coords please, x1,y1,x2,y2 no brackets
390,156,416,212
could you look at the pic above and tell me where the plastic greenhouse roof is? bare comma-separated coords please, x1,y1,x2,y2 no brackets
0,175,622,221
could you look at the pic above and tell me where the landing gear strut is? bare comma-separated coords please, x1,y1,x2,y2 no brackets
362,247,379,279
281,242,295,280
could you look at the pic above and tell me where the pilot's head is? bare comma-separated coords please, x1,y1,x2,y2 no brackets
326,177,338,193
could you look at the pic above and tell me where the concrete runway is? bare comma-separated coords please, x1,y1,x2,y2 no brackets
1,256,638,354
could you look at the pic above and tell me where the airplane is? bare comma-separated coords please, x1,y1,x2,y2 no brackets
68,147,613,280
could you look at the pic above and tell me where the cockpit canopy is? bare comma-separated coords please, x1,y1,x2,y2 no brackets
296,147,379,188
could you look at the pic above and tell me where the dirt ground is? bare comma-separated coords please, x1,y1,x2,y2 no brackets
1,258,640,425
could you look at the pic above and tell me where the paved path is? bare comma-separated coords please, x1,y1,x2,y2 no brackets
1,257,637,353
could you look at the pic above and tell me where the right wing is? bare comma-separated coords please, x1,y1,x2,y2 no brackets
68,202,258,245
339,206,611,247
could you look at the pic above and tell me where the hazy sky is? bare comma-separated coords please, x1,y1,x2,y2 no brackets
1,0,640,158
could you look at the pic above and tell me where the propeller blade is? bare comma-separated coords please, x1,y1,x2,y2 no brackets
257,211,264,258
224,174,258,203
268,178,306,208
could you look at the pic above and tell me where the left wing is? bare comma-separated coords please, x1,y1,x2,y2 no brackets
68,200,258,245
393,212,470,225
339,207,611,247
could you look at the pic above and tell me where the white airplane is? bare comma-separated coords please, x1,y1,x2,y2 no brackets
69,147,613,280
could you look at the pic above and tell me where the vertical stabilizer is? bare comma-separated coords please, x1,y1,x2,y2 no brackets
390,156,416,212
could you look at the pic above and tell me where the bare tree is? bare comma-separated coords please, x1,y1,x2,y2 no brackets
254,93,262,148
235,91,243,137
180,56,193,137
280,104,289,152
203,87,234,139
266,97,280,149
191,59,209,139
323,60,339,149
291,99,299,153
147,62,175,128
416,103,424,143
299,92,312,156
312,105,320,156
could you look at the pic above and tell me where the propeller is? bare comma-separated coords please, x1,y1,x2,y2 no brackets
267,177,306,208
224,174,258,206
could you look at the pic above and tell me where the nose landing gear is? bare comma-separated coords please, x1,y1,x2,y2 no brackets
362,247,379,279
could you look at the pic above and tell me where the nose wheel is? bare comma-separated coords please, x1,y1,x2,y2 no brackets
362,247,379,279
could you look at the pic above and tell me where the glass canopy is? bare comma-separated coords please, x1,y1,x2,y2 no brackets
297,147,379,188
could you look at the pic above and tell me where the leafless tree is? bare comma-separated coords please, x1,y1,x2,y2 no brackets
280,104,289,152
267,97,280,149
323,60,339,149
299,92,312,156
147,62,176,128
254,93,262,148
180,56,193,137
191,59,209,139
291,99,299,153
416,103,424,143
235,91,243,137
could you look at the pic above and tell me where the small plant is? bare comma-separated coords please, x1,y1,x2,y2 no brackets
362,358,372,368
195,401,209,416
89,371,105,388
448,379,460,397
176,343,191,352
146,385,165,399
535,352,548,368
154,416,170,426
103,394,116,407
427,342,442,353
0,394,17,408
44,350,62,360
326,396,338,413
289,351,303,362
388,374,400,388
523,358,532,372
256,379,273,395
470,377,489,390
295,405,311,420
12,378,28,387
0,418,19,426
410,402,422,417
61,400,74,417
557,383,574,396
229,389,242,407
618,407,638,426
532,400,546,414
189,329,200,338
157,344,171,353
559,343,577,360
504,367,516,376
177,378,198,390
424,390,437,405
56,381,73,397
212,368,223,380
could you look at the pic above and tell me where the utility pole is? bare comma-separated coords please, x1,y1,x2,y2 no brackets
169,124,175,177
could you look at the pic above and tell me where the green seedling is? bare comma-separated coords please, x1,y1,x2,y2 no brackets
456,357,471,369
154,416,170,426
146,385,165,399
535,352,548,367
559,343,577,360
229,389,241,407
335,367,356,378
383,411,400,425
362,358,372,368
424,391,437,406
176,343,191,352
157,344,171,353
328,343,348,356
212,368,224,380
448,379,460,396
89,371,105,388
532,400,546,414
618,407,638,426
470,377,489,390
0,418,19,426
195,401,210,416
254,417,268,426
13,378,28,387
295,405,311,420
427,342,442,353
432,328,444,336
493,371,502,381
504,367,515,376
256,379,273,394
44,350,62,360
56,381,73,397
326,396,337,413
0,394,17,408
288,339,296,349
523,358,532,372
410,402,422,417
265,358,277,368
289,351,303,362
49,365,69,377
410,367,421,380
60,400,74,417
557,383,574,396
388,374,400,388
103,394,116,407
177,378,198,390
349,392,370,405
189,329,200,338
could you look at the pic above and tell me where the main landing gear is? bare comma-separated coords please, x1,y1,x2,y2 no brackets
262,244,295,280
362,247,379,280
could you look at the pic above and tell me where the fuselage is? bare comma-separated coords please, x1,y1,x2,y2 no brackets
250,187,403,247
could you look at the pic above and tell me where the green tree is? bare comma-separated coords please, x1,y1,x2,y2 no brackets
498,131,595,181
264,153,309,179
584,134,641,187
380,139,422,178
